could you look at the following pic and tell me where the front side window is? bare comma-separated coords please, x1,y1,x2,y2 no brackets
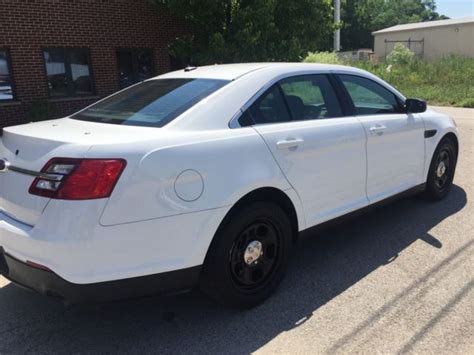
71,78,229,127
339,74,401,115
239,74,343,127
0,49,15,101
117,49,154,88
280,75,342,120
43,48,94,97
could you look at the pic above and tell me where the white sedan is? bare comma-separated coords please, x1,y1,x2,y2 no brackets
0,63,458,308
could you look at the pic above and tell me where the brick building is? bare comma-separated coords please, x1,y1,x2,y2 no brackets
0,0,183,128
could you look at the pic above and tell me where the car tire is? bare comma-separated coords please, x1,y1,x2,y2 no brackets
424,137,458,201
200,201,293,309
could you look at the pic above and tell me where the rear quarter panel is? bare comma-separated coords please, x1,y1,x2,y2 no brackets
85,128,303,228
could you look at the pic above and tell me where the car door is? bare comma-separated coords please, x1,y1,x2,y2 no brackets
241,74,369,227
337,74,425,203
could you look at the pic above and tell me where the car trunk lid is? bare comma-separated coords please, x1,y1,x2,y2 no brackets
0,118,160,226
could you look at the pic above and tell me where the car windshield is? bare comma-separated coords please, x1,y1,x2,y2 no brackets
71,78,229,127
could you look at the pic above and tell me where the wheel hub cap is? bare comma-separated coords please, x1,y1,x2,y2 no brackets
436,161,447,178
244,240,263,265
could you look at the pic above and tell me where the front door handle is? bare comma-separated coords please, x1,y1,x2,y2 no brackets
369,125,387,136
276,138,304,149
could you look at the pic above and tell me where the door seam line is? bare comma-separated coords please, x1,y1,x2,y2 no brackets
355,116,370,203
251,126,307,228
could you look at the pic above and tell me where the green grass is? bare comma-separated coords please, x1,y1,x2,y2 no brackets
303,52,474,108
352,56,474,108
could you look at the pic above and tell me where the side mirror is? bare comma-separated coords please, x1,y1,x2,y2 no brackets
405,98,427,113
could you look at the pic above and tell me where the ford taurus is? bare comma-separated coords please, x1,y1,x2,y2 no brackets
0,63,458,308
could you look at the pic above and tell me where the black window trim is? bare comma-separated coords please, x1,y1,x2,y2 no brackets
116,47,155,89
232,73,348,128
327,73,354,116
0,47,17,102
277,84,294,121
334,73,406,116
41,47,96,98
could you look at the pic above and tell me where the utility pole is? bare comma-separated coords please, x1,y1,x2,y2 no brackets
334,0,341,52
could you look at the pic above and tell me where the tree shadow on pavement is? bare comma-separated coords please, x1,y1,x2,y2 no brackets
0,185,468,353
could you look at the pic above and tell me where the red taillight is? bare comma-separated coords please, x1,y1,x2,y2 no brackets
29,158,126,200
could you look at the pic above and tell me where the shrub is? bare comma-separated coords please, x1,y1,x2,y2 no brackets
303,51,342,65
460,97,474,108
301,51,474,108
386,43,415,66
348,55,474,108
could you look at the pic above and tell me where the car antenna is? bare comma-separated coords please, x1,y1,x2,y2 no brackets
184,66,197,72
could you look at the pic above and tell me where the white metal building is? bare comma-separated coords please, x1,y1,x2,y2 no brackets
373,17,474,61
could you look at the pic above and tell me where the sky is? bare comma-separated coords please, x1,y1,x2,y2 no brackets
436,0,474,18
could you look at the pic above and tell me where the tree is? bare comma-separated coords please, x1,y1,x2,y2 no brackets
341,0,448,50
151,0,335,65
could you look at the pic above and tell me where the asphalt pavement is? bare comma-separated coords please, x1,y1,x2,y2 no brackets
0,106,472,354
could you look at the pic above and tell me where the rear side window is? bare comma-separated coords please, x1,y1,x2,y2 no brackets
280,75,342,120
246,85,292,125
339,74,402,115
71,79,229,127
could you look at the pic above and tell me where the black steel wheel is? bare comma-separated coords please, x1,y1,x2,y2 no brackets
200,201,293,308
434,148,451,191
229,219,281,290
425,137,457,201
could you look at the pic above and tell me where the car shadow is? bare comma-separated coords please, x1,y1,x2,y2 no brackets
0,185,468,353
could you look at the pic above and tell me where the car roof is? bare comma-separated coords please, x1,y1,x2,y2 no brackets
154,62,363,81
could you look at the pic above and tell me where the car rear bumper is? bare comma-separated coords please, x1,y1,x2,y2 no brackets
0,247,201,303
0,203,229,285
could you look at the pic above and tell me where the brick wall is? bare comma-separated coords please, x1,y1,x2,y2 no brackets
0,0,183,128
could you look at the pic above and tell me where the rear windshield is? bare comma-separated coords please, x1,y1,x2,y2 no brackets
71,78,229,127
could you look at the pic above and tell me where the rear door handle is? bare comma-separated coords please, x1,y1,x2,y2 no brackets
369,125,387,136
276,138,304,149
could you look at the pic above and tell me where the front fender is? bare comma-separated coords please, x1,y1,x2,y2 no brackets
422,110,459,180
